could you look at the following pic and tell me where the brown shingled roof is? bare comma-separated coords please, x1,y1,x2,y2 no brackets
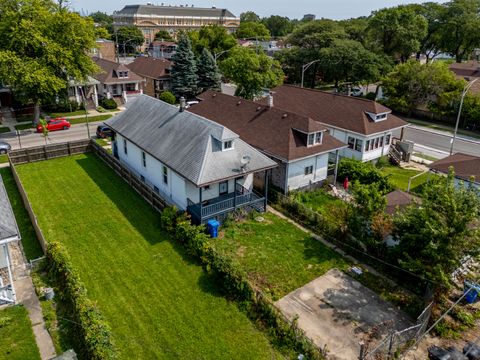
261,85,408,136
93,57,145,85
126,57,171,79
429,153,480,183
190,90,346,162
449,62,480,94
385,190,419,215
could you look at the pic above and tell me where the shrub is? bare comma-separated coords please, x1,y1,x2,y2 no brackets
366,92,376,101
99,98,118,110
46,241,116,360
158,91,176,105
46,99,82,113
338,158,392,193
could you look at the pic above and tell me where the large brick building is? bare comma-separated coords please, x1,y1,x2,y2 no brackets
113,4,240,49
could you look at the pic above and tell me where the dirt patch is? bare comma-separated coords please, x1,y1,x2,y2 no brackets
275,269,413,360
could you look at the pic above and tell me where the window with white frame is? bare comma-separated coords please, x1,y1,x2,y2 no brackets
315,132,322,144
304,165,313,175
347,136,355,149
354,138,363,152
162,165,168,184
223,140,233,150
307,133,315,146
307,131,323,146
364,134,392,152
386,134,391,145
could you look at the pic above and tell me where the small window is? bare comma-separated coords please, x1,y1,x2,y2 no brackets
355,139,363,152
142,151,146,167
154,186,159,194
162,165,168,185
219,180,228,195
375,137,380,148
203,185,210,191
223,140,233,150
307,133,315,146
365,140,370,152
380,136,384,147
315,132,322,144
140,175,145,182
370,139,374,151
123,139,128,154
304,165,313,175
347,136,355,149
386,134,391,145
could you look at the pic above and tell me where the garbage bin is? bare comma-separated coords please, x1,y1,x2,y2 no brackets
207,219,220,238
464,281,479,304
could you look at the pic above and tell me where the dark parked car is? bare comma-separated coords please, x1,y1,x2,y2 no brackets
0,141,11,154
428,346,468,360
96,125,113,139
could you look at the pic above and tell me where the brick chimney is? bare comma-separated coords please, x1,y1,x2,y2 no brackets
179,97,186,112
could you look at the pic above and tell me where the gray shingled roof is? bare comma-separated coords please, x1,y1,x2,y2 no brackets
106,95,277,186
115,5,237,18
0,175,20,242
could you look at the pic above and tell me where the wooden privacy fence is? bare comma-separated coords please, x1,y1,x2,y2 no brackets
8,139,91,165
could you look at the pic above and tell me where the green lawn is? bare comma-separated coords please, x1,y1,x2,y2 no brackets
289,189,347,222
16,154,280,359
0,126,10,133
68,114,112,125
0,306,41,360
379,164,429,191
0,168,43,260
0,154,8,164
14,123,33,131
47,110,86,118
216,212,349,300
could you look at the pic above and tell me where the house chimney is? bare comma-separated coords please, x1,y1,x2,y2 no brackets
179,97,186,112
268,92,273,108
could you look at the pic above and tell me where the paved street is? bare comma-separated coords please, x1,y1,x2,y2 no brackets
0,121,103,150
394,125,480,158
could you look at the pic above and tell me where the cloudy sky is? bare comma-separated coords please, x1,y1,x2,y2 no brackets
72,0,443,19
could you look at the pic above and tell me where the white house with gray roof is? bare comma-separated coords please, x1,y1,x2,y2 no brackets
106,95,277,224
0,175,20,305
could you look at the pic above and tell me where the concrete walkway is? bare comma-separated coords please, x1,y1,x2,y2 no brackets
9,241,56,360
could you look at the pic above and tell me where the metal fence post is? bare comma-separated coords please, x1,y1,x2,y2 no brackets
359,341,366,360
387,331,396,359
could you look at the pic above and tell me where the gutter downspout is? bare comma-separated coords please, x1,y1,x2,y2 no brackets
284,162,289,195
333,149,340,185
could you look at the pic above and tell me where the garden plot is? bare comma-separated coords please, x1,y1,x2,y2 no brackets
275,268,413,360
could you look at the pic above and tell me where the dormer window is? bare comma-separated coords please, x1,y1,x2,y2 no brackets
223,140,233,150
117,70,129,79
376,113,387,121
307,131,323,147
367,112,389,122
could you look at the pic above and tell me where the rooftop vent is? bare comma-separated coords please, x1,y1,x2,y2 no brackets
237,100,241,106
282,113,288,118
179,97,186,112
256,106,262,111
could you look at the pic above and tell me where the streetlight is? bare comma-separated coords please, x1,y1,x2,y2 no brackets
450,77,478,155
301,60,324,88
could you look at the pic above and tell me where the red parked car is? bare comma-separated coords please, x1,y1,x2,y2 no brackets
36,118,71,133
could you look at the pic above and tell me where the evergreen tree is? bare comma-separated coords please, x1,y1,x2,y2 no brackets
197,48,221,92
171,34,198,98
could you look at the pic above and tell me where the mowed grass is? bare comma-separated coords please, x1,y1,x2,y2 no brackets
0,305,40,360
0,168,43,260
216,212,349,300
16,154,280,359
379,164,429,191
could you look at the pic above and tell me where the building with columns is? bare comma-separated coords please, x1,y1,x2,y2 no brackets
113,4,240,50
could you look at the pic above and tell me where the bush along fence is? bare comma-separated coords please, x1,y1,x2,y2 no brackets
46,242,117,360
160,207,326,360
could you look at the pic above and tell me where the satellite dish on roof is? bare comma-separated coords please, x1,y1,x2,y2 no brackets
240,155,251,172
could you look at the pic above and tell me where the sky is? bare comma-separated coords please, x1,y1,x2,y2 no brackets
72,0,444,20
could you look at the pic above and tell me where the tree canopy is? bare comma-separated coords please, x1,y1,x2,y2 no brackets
261,16,294,38
220,46,284,99
236,22,270,40
189,25,237,56
197,48,221,92
170,34,198,99
154,30,174,42
116,26,144,54
240,11,260,23
0,0,98,122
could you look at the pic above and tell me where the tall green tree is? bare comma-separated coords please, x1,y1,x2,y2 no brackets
220,46,284,99
393,169,480,300
171,34,198,98
438,0,480,62
412,2,445,62
116,26,144,54
339,17,369,45
235,22,270,40
261,16,294,38
368,6,428,62
197,48,221,92
0,0,98,123
287,19,347,49
240,11,260,23
188,25,237,56
382,60,463,114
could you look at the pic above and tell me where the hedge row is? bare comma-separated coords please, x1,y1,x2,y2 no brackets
46,241,116,360
160,207,325,359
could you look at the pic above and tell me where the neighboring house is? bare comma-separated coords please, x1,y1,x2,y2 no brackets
105,95,277,224
148,41,177,59
113,4,240,49
0,175,20,305
258,85,408,162
126,57,172,99
92,57,145,104
449,62,480,94
92,38,116,62
385,190,419,215
429,153,480,189
68,76,100,108
190,91,347,193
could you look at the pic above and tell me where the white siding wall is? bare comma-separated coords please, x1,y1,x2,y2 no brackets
184,174,254,203
286,154,329,190
328,127,392,162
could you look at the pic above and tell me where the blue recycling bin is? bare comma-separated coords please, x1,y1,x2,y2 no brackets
464,281,479,304
207,219,220,238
